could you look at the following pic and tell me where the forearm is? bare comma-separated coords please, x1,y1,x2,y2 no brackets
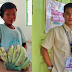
41,46,52,67
0,55,2,61
22,43,26,48
22,43,27,51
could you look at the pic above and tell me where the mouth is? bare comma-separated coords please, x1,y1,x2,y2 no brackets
69,20,72,21
9,20,14,22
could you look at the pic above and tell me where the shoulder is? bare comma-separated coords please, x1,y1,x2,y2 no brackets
15,26,23,33
52,25,64,37
46,28,54,37
47,25,62,32
53,25,63,32
0,24,4,27
47,25,63,35
0,24,5,29
15,26,21,29
54,25,62,29
16,26,22,31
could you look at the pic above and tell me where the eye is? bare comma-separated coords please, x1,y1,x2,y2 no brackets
66,13,70,15
7,14,9,15
13,13,16,15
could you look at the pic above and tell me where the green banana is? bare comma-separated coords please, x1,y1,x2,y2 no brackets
7,45,14,68
0,47,5,58
0,47,8,69
1,50,8,63
12,45,20,65
12,46,26,67
1,45,31,71
0,47,5,54
21,57,30,70
13,57,30,71
4,62,9,70
0,47,7,63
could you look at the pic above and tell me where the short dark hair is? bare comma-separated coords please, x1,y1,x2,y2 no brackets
0,2,17,17
64,3,72,12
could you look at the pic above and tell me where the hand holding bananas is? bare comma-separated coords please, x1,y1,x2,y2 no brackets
0,45,30,71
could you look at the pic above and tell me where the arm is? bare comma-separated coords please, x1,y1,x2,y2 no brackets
22,43,27,51
0,55,3,61
41,46,52,72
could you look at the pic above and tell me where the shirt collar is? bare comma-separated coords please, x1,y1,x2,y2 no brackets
63,23,70,32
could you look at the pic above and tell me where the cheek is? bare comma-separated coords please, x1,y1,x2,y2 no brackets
3,17,8,21
14,16,16,19
64,16,69,20
5,16,9,20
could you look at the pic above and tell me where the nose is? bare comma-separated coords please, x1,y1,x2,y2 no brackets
10,15,14,19
70,14,72,18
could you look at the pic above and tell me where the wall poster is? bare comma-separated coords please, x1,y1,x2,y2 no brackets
45,0,65,33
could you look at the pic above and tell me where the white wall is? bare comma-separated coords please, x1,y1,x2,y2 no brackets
0,0,13,3
13,0,32,42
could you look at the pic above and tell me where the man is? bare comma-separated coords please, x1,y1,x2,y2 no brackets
41,3,72,72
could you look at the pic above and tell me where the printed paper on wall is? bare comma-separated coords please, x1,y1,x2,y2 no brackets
45,0,65,33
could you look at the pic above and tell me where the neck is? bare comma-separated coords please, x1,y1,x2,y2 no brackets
5,23,12,26
4,23,15,29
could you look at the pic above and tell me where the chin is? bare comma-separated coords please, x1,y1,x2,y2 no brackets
66,22,72,25
9,22,13,25
8,23,12,25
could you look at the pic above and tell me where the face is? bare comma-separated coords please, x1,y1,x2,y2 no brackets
1,8,16,25
63,7,72,26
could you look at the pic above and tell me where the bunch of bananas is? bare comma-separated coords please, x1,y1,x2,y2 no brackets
0,45,30,71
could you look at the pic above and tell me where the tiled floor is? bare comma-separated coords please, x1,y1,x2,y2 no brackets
0,42,32,72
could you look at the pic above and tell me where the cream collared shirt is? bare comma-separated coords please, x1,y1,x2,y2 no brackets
41,24,72,72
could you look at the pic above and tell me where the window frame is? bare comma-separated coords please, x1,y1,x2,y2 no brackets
26,0,32,26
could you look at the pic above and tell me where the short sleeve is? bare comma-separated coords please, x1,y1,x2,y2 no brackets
41,28,55,50
17,27,28,43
